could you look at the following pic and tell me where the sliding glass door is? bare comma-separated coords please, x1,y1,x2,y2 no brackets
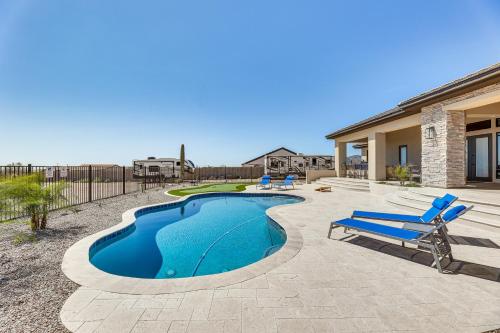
467,134,492,181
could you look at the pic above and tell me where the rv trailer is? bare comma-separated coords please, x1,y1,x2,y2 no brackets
132,157,195,179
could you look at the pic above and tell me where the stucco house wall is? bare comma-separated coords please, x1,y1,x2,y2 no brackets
385,126,421,166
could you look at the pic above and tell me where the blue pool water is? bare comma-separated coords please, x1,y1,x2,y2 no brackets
90,193,303,279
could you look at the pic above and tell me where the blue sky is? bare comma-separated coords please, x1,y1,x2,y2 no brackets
1,0,499,166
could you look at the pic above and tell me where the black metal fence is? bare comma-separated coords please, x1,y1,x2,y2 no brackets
0,165,164,222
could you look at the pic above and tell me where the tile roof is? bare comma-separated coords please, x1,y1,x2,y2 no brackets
325,62,500,139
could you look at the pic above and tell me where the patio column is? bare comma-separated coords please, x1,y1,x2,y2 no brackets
421,106,466,187
335,141,346,177
368,132,386,180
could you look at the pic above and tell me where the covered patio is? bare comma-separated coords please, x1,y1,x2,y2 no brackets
455,99,500,185
327,63,500,188
417,83,500,188
332,112,421,181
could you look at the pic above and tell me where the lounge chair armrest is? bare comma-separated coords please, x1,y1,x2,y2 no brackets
402,222,434,233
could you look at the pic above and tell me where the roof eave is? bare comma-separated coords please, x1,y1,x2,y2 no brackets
242,147,297,165
399,63,500,108
325,108,406,140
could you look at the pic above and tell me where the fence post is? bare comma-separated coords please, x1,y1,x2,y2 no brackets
88,165,92,202
122,166,126,194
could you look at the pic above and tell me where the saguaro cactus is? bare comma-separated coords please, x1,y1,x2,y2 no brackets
180,144,185,181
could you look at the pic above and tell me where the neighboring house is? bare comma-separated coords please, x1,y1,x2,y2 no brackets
346,155,363,165
242,147,334,177
325,62,500,188
352,145,368,163
242,147,298,167
132,157,195,178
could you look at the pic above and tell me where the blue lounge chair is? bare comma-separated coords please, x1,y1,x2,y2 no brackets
256,175,271,189
272,175,295,190
328,205,473,273
352,193,458,225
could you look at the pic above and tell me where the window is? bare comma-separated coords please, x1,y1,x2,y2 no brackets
298,163,303,168
497,118,500,127
399,145,408,166
312,158,317,166
148,166,159,173
176,161,180,166
466,119,491,132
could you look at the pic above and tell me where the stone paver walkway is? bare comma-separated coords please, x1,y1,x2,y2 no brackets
60,185,500,332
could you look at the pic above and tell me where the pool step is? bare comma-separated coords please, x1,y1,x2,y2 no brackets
397,191,500,221
385,191,500,230
315,177,370,192
408,187,500,208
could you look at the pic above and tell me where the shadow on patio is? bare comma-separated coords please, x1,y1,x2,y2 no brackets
346,235,500,282
448,234,500,249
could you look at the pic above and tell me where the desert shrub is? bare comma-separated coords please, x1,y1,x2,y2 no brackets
394,165,410,186
0,173,67,231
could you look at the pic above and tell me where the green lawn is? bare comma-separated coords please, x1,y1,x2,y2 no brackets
168,183,255,197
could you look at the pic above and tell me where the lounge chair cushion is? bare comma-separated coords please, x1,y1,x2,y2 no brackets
352,193,458,224
335,218,423,241
351,211,423,223
432,197,448,210
420,205,447,223
443,205,467,222
442,193,458,205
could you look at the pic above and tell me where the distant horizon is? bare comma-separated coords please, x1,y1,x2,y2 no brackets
1,1,500,166
1,149,366,167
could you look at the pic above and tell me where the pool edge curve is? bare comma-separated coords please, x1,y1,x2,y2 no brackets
61,190,308,295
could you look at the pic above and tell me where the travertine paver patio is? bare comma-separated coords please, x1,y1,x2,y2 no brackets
60,184,500,332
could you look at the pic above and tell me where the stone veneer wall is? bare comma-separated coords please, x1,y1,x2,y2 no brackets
421,82,500,188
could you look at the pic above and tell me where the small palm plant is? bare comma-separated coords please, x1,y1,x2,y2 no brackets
40,181,67,229
394,165,410,186
0,173,67,231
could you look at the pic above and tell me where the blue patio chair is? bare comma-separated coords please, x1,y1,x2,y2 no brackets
272,175,295,190
328,204,473,273
352,193,458,225
256,175,272,189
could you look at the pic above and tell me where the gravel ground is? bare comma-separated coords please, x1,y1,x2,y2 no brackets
0,188,175,333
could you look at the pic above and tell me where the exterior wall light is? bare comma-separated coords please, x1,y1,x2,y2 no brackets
425,126,436,139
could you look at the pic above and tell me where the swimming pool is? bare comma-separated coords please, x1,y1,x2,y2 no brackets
89,193,303,279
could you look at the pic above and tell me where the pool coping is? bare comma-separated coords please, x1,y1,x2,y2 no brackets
61,190,309,294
